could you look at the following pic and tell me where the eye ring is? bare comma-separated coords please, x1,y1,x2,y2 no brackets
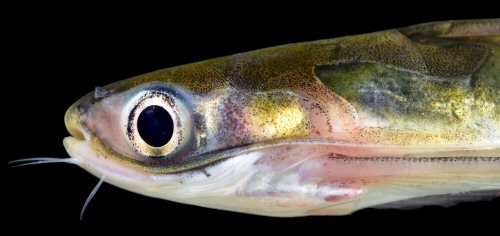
124,88,192,158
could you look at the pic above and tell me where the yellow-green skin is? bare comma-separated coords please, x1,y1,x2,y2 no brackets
104,19,499,149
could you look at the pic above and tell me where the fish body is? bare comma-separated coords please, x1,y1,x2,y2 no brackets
61,19,500,216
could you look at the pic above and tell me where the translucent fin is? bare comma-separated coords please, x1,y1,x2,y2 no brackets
355,171,500,212
305,155,500,214
373,189,500,210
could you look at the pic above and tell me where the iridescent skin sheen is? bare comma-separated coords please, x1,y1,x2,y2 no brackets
63,19,500,216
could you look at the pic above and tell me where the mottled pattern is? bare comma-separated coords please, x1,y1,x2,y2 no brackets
207,91,311,149
110,19,499,93
316,28,499,145
102,19,499,148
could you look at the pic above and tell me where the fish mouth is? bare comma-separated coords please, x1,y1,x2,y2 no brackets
62,136,167,202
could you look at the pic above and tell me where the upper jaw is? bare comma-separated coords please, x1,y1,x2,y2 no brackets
64,89,98,142
64,103,85,141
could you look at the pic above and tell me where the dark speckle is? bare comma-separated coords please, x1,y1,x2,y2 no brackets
202,170,211,178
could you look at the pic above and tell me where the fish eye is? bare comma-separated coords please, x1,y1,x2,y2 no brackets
124,87,192,159
137,105,174,147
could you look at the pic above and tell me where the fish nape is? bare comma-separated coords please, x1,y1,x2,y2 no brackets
14,18,500,217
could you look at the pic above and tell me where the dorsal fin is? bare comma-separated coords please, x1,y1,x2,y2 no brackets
399,19,500,44
321,19,497,80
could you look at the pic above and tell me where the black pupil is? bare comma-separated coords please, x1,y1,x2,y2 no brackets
137,105,174,147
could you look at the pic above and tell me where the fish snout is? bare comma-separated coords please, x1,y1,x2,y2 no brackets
64,96,92,141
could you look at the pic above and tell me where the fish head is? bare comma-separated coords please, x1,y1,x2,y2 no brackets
62,25,500,216
62,55,369,216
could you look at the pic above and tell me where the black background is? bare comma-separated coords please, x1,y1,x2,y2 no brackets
4,3,499,232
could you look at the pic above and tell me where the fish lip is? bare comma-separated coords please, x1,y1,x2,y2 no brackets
65,121,85,141
64,98,91,141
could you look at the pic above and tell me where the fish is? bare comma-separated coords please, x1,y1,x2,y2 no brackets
13,19,500,217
